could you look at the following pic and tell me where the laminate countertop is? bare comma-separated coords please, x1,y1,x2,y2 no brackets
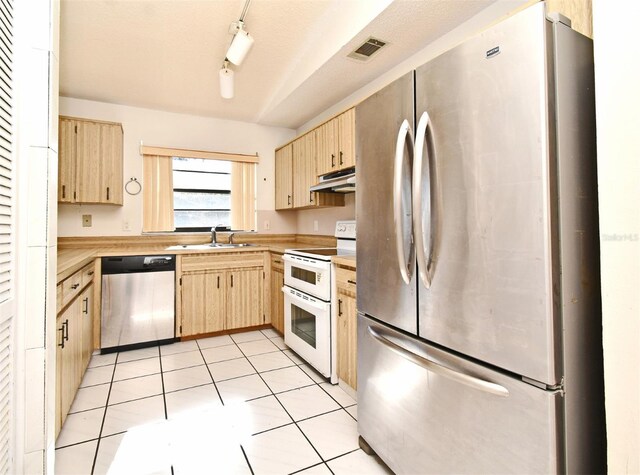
332,255,356,268
57,240,333,284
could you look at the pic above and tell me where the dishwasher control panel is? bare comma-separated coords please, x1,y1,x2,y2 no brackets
102,255,176,274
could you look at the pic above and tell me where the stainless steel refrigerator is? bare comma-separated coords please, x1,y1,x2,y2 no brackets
355,4,605,473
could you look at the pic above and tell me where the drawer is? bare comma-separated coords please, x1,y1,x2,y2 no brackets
336,266,356,295
56,284,63,313
182,252,264,273
81,262,95,287
270,253,284,272
61,271,83,309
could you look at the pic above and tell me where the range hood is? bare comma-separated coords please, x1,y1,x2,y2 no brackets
310,167,356,193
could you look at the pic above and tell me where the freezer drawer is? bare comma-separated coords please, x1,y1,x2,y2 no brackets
357,314,563,474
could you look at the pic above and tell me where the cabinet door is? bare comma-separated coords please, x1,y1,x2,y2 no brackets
58,118,77,203
292,133,317,209
316,121,338,177
227,268,263,330
337,290,357,390
80,285,93,373
76,120,102,203
275,144,293,210
338,108,355,170
99,123,123,205
181,272,226,336
270,268,285,334
58,299,81,427
55,314,64,438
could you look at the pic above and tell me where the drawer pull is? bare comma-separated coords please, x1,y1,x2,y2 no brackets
63,319,69,342
331,153,335,168
230,275,234,287
62,185,66,199
347,279,356,285
273,260,282,264
217,276,220,289
339,151,344,165
106,187,110,200
287,195,291,205
338,299,343,317
87,271,94,276
83,297,89,315
58,326,65,348
71,283,80,290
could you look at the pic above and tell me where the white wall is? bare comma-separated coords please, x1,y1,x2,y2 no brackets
14,0,59,472
593,1,640,472
58,98,297,236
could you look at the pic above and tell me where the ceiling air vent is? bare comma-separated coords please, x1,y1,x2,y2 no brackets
348,37,388,62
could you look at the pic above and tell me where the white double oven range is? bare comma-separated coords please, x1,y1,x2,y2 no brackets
283,220,356,383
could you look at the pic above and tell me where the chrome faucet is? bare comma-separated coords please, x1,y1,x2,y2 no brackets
211,226,222,244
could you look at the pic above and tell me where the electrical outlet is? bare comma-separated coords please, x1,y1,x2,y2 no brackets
313,220,319,232
82,214,92,227
122,219,131,231
264,220,270,231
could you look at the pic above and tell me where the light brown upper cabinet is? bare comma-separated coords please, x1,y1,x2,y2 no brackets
58,116,123,205
292,132,316,208
316,108,355,176
275,143,293,210
275,131,344,211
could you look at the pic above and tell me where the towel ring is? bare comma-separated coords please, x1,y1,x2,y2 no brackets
125,177,141,196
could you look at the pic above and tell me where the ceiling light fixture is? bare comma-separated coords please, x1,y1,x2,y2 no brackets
218,0,253,99
226,20,254,66
219,60,234,99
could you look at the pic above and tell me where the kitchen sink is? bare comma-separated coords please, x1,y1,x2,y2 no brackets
166,243,256,251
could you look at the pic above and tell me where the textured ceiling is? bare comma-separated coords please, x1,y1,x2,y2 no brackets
60,0,497,129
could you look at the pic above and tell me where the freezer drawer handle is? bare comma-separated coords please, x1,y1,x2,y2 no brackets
393,119,415,285
367,325,509,398
413,110,436,289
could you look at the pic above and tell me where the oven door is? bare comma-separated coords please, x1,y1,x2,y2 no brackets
283,286,331,377
283,254,330,300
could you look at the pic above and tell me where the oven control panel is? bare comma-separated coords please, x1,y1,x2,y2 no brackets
335,220,356,239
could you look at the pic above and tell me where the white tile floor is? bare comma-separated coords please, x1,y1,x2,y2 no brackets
55,328,391,475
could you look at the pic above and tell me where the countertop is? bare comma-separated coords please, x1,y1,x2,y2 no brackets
332,255,356,268
57,240,334,283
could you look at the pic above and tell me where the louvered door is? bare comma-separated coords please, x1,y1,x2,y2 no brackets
0,1,15,472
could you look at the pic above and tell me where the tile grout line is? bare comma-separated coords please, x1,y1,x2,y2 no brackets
158,346,169,420
234,340,336,475
195,337,226,406
240,444,255,475
90,350,122,475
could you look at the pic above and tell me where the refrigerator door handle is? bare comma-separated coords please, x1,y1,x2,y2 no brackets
393,119,415,285
367,325,510,398
413,110,435,289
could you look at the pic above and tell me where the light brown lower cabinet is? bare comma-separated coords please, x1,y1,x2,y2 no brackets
336,265,357,390
180,254,265,337
56,301,79,437
270,253,285,334
55,275,94,438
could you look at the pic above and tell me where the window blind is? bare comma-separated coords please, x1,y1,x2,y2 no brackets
0,0,14,472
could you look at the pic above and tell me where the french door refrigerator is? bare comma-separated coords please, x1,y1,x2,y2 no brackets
356,4,605,474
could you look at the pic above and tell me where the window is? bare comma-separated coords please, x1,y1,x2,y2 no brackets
142,146,257,233
173,157,232,231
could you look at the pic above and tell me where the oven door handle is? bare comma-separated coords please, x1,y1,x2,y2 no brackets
283,254,328,271
282,286,329,311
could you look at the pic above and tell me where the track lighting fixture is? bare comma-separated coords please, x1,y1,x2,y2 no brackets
218,0,253,99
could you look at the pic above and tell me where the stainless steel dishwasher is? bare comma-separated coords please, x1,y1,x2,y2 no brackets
101,255,176,353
